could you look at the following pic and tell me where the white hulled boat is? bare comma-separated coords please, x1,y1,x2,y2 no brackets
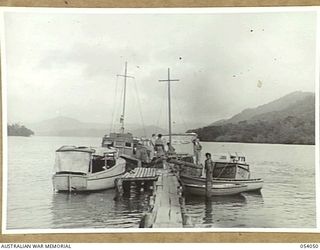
52,146,126,192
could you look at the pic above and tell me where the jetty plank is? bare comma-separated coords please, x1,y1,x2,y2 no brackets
152,169,183,228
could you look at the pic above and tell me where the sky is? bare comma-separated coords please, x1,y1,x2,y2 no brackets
2,9,317,129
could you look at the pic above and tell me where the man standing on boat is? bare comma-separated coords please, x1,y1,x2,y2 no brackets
155,134,165,157
151,134,156,148
166,142,176,155
193,138,202,165
136,142,150,165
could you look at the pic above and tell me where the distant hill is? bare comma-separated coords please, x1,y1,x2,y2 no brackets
27,116,107,136
8,123,34,137
188,91,315,145
211,91,314,125
27,116,167,138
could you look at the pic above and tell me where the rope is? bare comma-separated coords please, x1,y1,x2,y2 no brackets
156,86,167,130
109,75,120,133
173,95,188,133
133,78,147,137
113,76,125,133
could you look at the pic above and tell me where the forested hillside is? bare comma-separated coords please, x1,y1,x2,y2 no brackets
188,91,315,145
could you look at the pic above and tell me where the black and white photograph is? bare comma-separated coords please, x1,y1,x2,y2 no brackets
1,7,318,232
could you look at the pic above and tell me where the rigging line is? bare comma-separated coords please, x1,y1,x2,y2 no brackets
110,75,120,133
116,77,125,132
133,78,147,138
112,75,124,133
156,86,167,130
173,95,189,133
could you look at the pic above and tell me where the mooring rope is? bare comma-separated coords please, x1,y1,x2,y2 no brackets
133,78,147,137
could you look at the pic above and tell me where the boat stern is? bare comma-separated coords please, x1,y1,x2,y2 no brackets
52,173,87,192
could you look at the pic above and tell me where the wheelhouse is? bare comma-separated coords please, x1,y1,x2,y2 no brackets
101,132,134,156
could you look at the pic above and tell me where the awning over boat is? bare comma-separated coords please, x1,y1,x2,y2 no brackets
54,151,91,173
93,147,118,157
162,133,197,155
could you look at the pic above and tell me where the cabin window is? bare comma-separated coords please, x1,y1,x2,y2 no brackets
91,156,106,173
106,156,116,168
125,142,132,147
91,154,117,173
115,141,125,147
103,141,114,147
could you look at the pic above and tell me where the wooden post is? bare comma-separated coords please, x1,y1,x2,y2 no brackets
205,160,213,198
114,178,123,200
158,68,179,145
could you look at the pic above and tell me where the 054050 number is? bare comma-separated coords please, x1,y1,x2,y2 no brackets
300,244,319,248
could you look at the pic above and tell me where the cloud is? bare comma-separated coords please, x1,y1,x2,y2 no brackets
3,10,316,127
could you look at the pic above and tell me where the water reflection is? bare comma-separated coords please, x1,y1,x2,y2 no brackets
51,187,152,229
242,192,264,205
184,192,266,228
185,193,247,205
184,194,247,227
204,197,213,224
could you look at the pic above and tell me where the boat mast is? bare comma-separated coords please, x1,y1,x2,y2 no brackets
159,68,179,144
117,62,134,134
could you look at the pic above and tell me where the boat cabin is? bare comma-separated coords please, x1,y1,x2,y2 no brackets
101,132,135,156
213,152,246,164
54,146,119,175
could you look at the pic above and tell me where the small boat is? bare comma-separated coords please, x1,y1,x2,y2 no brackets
178,152,251,180
182,183,248,196
167,148,264,193
52,146,126,192
179,174,263,193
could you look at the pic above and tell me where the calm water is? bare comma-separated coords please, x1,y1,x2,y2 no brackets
6,136,316,229
185,142,316,228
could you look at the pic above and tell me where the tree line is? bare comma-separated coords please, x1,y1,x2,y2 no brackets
8,123,34,137
188,116,315,145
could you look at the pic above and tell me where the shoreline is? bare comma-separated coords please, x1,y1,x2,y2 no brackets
7,135,316,146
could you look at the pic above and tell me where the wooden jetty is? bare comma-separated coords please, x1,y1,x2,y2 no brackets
115,164,193,228
149,168,183,228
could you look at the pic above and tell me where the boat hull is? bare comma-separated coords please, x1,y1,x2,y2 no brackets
178,159,250,179
53,158,126,192
180,174,263,192
183,183,247,196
